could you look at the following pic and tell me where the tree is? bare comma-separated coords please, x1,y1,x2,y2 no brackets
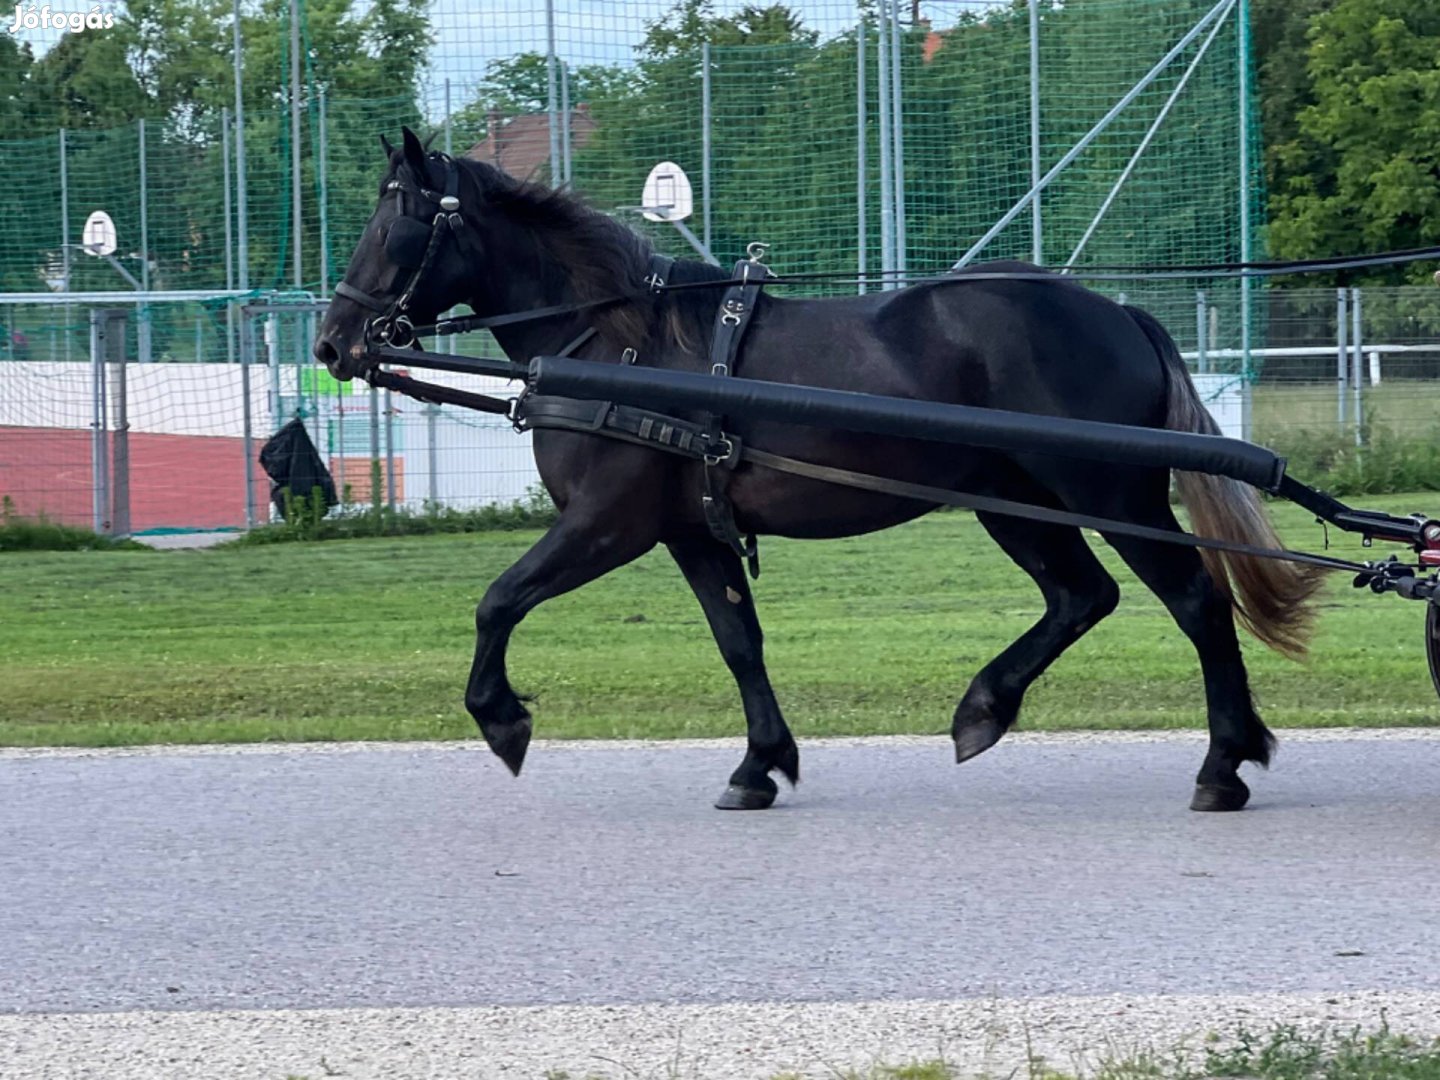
1267,0,1440,280
1251,0,1334,198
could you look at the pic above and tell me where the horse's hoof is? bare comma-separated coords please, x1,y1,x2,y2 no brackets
953,717,1005,764
715,784,777,810
1190,782,1250,812
482,717,533,777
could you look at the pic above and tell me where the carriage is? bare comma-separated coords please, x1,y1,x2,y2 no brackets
316,129,1440,813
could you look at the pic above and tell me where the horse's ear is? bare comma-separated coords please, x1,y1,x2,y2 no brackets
380,134,396,159
423,130,439,151
401,127,426,173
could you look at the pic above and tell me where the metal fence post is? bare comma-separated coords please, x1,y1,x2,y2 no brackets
427,404,439,509
290,0,302,290
232,0,249,293
1029,0,1042,263
1237,0,1253,403
444,79,453,156
89,311,110,535
856,24,866,294
60,128,71,363
138,119,152,366
545,0,560,184
889,0,906,277
702,41,712,254
877,15,893,286
241,311,256,529
318,88,330,295
222,108,236,367
108,310,131,539
1350,286,1363,446
1335,287,1347,427
384,387,396,511
1195,289,1208,373
369,382,381,511
560,60,573,185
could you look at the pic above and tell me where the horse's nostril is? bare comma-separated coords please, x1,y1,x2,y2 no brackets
314,337,342,371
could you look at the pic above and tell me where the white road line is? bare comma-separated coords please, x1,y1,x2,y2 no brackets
4,991,1439,1080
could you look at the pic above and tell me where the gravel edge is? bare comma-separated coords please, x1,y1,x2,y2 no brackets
4,990,1439,1080
4,726,1440,761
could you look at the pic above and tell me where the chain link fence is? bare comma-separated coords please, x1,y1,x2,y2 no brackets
2,1,1435,532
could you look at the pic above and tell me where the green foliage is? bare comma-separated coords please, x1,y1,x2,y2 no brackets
1262,418,1440,496
228,486,559,545
1251,0,1334,199
1202,1024,1440,1080
0,499,148,552
1267,0,1440,281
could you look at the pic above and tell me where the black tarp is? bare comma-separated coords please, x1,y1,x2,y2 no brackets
258,418,338,520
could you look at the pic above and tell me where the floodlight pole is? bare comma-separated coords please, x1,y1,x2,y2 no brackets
1064,0,1236,269
953,0,1235,269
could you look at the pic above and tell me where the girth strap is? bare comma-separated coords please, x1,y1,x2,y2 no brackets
701,255,771,577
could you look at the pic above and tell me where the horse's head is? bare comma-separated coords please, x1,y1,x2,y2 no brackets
315,127,478,380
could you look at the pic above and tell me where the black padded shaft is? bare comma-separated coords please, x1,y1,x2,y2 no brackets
529,355,1288,492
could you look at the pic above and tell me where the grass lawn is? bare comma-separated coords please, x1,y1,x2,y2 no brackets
2,494,1438,747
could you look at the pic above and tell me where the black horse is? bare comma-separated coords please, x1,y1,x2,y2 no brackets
317,129,1321,812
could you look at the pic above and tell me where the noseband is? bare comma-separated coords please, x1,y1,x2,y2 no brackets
333,153,466,349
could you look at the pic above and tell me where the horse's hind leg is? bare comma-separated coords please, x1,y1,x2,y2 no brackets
667,537,798,811
1098,516,1272,812
1049,472,1272,811
466,504,659,775
953,511,1120,762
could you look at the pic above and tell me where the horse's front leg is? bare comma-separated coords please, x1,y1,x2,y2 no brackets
467,505,659,774
667,537,798,810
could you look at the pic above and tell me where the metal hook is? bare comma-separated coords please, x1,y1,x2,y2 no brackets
746,241,770,265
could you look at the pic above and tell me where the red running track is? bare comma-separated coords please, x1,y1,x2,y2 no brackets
0,427,269,532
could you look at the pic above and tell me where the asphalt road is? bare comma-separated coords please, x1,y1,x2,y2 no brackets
3,734,1439,1016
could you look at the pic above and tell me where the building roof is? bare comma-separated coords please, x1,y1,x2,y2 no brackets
463,105,598,181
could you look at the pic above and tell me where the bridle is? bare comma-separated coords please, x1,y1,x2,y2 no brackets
333,153,468,350
333,152,665,359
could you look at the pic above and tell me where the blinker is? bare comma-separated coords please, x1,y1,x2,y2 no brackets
385,216,431,269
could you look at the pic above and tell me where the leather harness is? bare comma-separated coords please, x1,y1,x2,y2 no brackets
513,247,772,577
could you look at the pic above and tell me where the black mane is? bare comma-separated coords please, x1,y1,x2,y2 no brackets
449,156,729,350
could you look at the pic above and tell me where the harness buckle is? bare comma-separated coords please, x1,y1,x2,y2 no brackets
621,347,638,365
711,361,729,376
704,436,736,468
